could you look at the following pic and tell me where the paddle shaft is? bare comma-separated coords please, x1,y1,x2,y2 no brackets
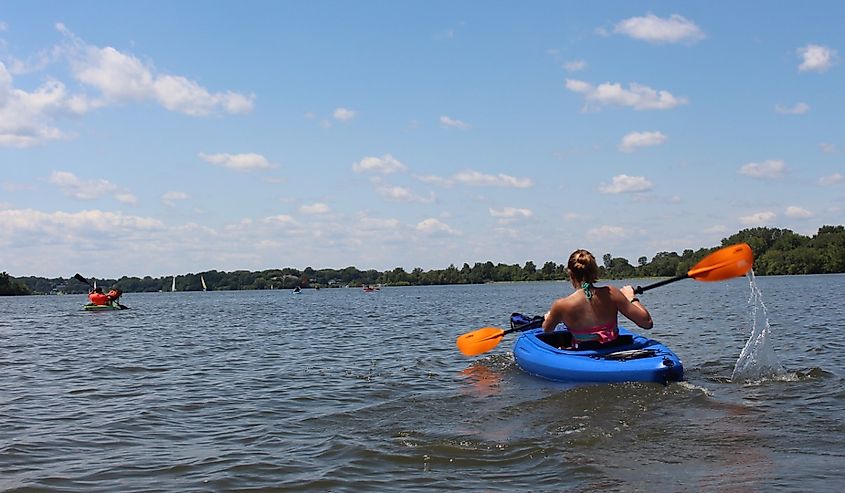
502,323,533,337
634,273,689,294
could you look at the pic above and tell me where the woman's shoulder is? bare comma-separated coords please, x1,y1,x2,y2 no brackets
553,292,578,306
595,284,622,300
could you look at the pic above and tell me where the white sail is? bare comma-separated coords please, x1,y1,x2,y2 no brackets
201,275,207,291
171,276,176,292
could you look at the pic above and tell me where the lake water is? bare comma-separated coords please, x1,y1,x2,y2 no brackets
2,274,844,492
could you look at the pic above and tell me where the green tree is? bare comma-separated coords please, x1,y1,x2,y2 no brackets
0,272,30,295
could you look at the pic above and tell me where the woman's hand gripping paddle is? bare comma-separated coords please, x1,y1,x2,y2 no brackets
456,243,754,357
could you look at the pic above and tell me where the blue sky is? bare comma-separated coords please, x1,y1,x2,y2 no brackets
1,2,843,278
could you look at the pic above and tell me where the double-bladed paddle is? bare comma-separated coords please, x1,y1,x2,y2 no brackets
455,243,754,356
74,273,94,288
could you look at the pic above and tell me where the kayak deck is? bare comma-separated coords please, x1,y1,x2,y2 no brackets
513,327,683,384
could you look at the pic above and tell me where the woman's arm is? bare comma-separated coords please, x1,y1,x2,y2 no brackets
542,299,565,333
616,285,653,329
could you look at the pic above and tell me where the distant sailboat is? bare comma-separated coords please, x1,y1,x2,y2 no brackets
201,275,207,292
171,276,176,292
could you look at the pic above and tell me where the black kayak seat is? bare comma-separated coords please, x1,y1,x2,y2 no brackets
536,331,635,351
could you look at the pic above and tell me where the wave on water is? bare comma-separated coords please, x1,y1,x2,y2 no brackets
731,270,787,383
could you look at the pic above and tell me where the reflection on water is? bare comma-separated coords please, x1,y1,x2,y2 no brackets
732,271,787,382
460,360,504,399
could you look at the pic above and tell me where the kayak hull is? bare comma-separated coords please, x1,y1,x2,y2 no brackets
513,327,683,384
83,303,125,311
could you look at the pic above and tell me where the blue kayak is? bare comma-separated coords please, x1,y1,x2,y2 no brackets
513,327,683,384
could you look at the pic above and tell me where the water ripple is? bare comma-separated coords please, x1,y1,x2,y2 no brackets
2,277,845,491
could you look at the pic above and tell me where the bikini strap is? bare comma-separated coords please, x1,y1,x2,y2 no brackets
582,282,593,301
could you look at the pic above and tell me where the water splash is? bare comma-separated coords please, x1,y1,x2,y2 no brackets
731,270,786,383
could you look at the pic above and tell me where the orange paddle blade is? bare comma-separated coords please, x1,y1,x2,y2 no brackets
456,327,506,356
687,243,754,281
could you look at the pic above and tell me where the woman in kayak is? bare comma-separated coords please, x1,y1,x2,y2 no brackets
88,287,109,305
542,249,652,348
88,287,123,305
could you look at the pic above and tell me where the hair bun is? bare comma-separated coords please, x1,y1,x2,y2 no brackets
567,249,598,283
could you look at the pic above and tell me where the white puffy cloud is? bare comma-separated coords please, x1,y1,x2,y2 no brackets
416,218,459,235
162,191,189,207
440,115,471,129
0,208,163,236
299,202,331,214
352,154,408,174
60,24,254,116
797,44,838,73
356,215,400,230
740,211,777,225
333,107,356,121
619,131,667,152
0,24,253,148
199,152,274,171
452,170,532,188
613,13,705,44
586,225,629,240
2,181,34,193
375,185,435,203
819,173,843,186
419,170,530,189
6,49,55,76
413,174,453,187
0,62,78,147
565,79,687,110
564,79,591,92
785,206,813,218
599,174,653,194
114,192,138,205
564,212,590,221
775,102,810,114
739,160,786,179
489,207,533,218
48,171,136,204
563,60,586,72
262,214,297,226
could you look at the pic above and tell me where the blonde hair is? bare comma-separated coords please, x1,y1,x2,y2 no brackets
567,249,598,284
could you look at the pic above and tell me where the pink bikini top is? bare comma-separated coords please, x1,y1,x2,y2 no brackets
568,321,619,345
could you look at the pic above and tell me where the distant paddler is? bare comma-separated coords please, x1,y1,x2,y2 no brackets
88,286,123,306
76,273,128,310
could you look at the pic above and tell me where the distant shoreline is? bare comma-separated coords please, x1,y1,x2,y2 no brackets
5,225,844,295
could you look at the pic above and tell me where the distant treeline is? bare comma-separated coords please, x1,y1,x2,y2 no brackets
3,225,843,296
